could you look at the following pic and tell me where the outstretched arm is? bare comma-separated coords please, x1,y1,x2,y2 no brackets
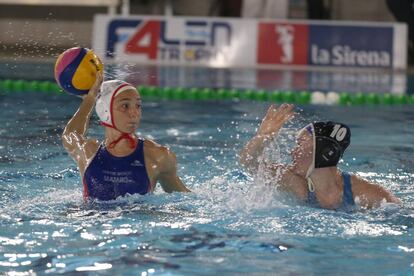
239,103,294,173
61,72,103,164
352,176,401,209
158,149,191,193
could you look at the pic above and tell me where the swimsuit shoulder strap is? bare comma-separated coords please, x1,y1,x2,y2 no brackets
342,171,355,206
136,138,144,154
135,138,146,163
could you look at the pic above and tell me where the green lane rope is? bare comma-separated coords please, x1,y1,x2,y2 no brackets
0,79,413,106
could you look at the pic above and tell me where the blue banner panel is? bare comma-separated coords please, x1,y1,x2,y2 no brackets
308,25,393,68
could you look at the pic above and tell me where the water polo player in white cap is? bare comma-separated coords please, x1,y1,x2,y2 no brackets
240,104,400,210
62,72,190,201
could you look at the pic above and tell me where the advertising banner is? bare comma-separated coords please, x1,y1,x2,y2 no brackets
93,15,407,70
93,15,257,67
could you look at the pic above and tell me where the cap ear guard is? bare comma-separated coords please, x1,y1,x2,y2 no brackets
314,136,343,168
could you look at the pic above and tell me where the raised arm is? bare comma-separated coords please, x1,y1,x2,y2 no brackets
62,72,103,165
239,103,294,173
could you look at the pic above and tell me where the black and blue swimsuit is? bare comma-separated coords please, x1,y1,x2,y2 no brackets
307,171,355,210
83,139,151,201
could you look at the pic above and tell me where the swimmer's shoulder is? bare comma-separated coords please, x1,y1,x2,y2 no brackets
84,138,100,156
143,138,169,153
143,139,177,167
142,139,179,184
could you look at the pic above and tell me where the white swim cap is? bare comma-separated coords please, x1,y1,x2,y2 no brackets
95,80,137,128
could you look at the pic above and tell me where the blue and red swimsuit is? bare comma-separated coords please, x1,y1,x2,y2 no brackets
83,139,151,200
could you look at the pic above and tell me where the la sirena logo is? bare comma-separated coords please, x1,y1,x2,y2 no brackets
257,23,308,65
106,19,232,60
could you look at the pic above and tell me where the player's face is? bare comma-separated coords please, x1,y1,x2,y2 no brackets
291,128,313,170
113,89,142,133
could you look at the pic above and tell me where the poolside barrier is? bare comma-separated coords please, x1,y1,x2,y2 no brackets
0,79,413,106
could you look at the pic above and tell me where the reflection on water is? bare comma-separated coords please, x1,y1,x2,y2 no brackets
0,62,410,93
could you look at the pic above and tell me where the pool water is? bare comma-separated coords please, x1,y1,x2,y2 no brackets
0,91,414,275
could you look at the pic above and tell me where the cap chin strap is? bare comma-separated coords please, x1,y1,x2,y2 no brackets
306,167,315,193
100,122,137,149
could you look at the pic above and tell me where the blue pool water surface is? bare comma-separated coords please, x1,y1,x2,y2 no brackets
0,88,414,274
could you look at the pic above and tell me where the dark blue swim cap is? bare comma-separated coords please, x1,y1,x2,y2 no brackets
311,122,351,168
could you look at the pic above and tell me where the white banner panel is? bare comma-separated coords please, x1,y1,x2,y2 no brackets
93,15,257,67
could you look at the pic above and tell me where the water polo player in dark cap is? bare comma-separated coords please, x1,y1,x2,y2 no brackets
240,104,400,210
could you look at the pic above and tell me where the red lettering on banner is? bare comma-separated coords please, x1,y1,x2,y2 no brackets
257,23,308,65
125,21,161,59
